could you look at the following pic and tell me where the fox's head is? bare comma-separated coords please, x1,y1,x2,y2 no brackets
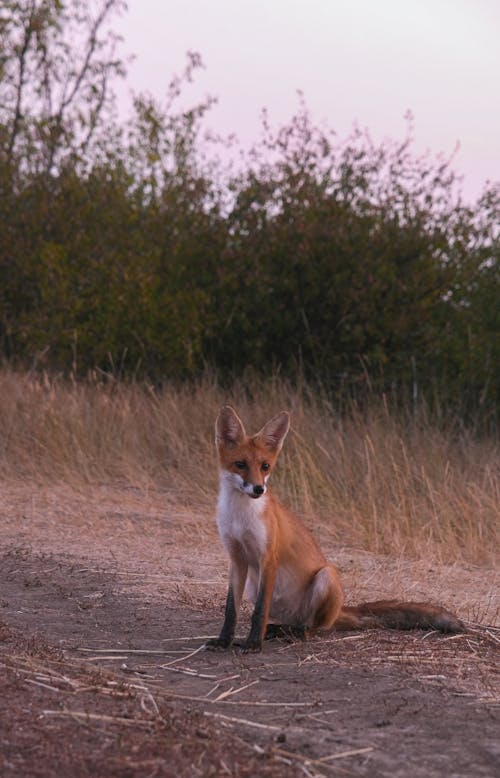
215,406,290,499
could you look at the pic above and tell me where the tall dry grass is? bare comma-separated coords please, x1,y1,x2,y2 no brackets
0,368,498,564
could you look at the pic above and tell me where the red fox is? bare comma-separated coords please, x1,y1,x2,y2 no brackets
206,406,465,653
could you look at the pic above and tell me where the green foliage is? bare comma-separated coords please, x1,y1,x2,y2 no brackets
0,2,498,421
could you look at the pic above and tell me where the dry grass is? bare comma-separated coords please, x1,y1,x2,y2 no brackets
0,368,498,565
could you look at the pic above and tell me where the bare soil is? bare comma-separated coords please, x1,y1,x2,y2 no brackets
0,482,498,777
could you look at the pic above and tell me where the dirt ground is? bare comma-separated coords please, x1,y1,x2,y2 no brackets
0,482,498,777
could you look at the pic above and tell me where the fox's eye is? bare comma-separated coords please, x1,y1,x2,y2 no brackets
261,462,270,472
234,460,247,470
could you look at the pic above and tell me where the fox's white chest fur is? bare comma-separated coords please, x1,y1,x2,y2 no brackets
216,471,268,571
216,470,310,624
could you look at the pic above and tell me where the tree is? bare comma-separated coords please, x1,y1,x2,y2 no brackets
209,107,499,416
0,5,497,415
0,0,126,180
0,0,127,359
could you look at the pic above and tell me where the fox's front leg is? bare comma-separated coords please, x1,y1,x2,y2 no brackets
237,563,276,653
206,557,247,650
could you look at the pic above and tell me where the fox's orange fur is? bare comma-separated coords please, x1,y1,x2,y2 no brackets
206,406,464,653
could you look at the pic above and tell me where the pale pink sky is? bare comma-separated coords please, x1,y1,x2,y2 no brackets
116,0,500,202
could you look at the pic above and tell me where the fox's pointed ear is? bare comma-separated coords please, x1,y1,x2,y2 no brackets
255,411,290,452
215,406,246,448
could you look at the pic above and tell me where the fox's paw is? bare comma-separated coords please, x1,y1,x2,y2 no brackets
233,639,263,654
204,637,232,650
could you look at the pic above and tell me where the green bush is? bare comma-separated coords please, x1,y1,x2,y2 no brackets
0,2,498,420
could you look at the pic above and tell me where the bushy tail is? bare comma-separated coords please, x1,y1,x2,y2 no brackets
334,600,465,633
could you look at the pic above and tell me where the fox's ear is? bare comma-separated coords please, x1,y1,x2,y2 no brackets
255,411,290,452
215,406,246,448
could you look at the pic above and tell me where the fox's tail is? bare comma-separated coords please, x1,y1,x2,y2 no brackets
334,600,465,633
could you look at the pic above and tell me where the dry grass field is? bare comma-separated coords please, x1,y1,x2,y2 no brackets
0,369,498,776
1,368,498,563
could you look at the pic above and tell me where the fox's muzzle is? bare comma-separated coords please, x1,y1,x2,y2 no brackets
251,484,265,498
242,481,265,498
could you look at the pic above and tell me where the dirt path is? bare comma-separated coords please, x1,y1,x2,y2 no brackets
0,484,498,777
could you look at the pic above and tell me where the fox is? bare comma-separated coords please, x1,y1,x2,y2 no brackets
206,406,465,653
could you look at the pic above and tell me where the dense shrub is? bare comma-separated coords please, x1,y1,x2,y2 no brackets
0,2,498,419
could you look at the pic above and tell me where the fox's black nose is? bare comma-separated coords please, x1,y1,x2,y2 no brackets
253,485,265,496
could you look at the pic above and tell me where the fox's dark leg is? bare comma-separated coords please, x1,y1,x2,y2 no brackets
234,563,276,653
206,556,247,650
205,585,237,649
